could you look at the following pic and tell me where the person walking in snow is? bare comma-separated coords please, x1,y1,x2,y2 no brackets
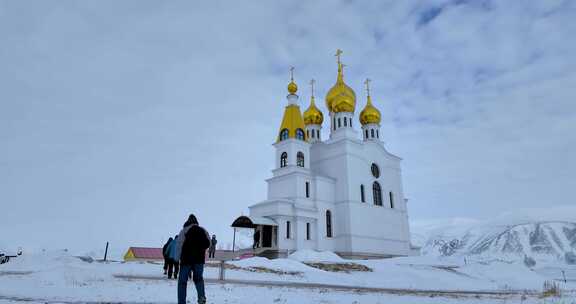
167,235,179,279
174,214,210,304
162,237,173,275
208,235,217,259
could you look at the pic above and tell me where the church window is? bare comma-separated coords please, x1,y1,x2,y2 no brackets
280,152,288,168
377,130,379,138
307,130,310,138
280,129,289,141
371,163,380,178
297,152,305,167
311,130,314,138
306,223,311,240
389,192,394,208
373,182,382,206
365,129,369,139
344,118,348,127
305,181,310,198
371,129,375,138
338,118,341,128
350,120,352,128
326,210,333,238
333,118,336,130
316,130,320,138
360,185,365,202
296,128,305,140
286,221,291,239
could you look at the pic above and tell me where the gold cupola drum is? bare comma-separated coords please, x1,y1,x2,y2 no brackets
325,49,356,113
359,79,382,141
303,79,323,143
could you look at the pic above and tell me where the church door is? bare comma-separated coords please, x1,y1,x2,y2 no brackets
262,225,273,248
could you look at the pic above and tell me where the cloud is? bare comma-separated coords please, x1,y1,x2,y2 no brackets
0,0,574,252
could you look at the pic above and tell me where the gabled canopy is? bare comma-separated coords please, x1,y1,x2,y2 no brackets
231,216,278,228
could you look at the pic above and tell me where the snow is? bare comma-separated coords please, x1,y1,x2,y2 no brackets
288,249,345,263
1,249,575,303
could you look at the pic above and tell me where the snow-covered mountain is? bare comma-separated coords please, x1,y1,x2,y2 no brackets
418,221,576,263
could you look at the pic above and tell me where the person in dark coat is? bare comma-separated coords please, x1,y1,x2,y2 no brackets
167,235,179,279
253,229,260,249
175,214,210,304
209,235,217,259
162,237,173,275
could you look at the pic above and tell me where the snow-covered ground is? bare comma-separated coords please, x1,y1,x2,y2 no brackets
1,249,575,304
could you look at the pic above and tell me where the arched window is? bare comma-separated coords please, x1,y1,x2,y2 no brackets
360,184,365,202
333,118,336,130
389,192,394,208
296,128,305,140
338,118,341,128
280,129,289,141
297,151,305,167
373,182,382,206
307,129,310,138
326,210,333,238
280,152,288,168
377,130,379,138
365,129,369,139
311,130,315,138
371,129,375,138
316,130,320,138
344,117,348,126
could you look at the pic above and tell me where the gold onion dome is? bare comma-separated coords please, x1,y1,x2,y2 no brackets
359,79,381,125
287,81,298,94
303,80,323,125
325,50,356,113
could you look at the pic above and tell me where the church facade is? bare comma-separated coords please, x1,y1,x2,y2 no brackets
235,51,417,259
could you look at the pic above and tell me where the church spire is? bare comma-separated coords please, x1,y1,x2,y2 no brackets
277,67,306,142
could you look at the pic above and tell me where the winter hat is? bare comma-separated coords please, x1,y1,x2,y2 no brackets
184,214,199,227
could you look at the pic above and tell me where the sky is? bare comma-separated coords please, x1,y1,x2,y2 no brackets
1,0,575,254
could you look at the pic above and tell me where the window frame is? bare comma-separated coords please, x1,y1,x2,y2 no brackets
280,152,288,168
373,181,383,206
297,151,305,167
279,128,289,141
326,210,333,238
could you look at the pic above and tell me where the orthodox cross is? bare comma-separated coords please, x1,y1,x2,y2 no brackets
310,79,316,98
364,78,372,97
335,49,343,64
289,66,295,81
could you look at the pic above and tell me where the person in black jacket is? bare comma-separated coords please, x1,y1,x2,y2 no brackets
162,237,173,275
174,214,210,304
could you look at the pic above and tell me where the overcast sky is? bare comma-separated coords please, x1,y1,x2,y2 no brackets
1,0,575,254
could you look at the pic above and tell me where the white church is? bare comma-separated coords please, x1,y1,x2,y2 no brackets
232,50,418,259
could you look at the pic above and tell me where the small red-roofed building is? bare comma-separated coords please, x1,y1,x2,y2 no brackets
124,247,164,262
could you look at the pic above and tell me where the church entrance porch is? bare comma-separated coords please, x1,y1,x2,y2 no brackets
231,216,278,257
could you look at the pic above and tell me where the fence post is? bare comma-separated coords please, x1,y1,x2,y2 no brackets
218,260,226,281
104,242,109,262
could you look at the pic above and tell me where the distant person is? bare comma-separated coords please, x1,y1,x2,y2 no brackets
253,229,260,249
167,235,179,279
209,235,217,259
162,237,173,275
174,214,210,304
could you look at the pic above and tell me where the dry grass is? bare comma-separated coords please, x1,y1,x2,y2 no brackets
205,262,302,276
304,262,373,273
541,280,562,298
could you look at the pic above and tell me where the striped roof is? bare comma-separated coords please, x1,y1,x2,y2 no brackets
128,247,163,259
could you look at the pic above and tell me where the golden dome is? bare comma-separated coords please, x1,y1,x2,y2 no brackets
287,81,298,94
325,51,356,113
359,95,381,125
303,96,323,125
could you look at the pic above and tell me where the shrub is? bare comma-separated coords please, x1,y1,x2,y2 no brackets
565,252,576,265
523,255,536,268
